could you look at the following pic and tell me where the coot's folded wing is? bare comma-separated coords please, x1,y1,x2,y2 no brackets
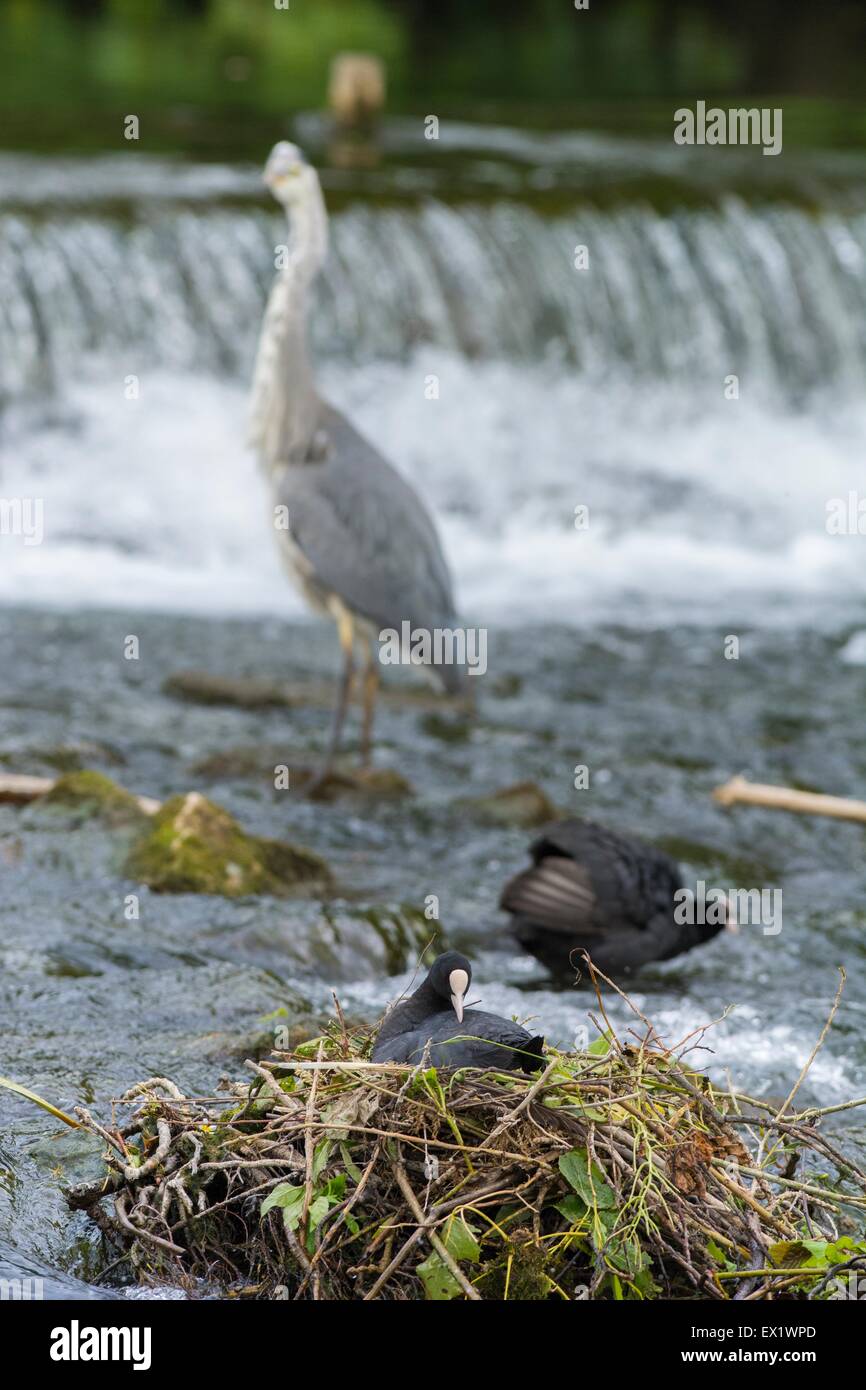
373,1012,544,1073
509,817,681,934
499,855,603,935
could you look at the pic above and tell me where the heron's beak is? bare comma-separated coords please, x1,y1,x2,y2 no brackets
449,968,469,1024
264,164,302,190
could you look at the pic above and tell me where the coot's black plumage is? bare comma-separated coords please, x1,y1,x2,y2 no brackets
372,951,544,1072
500,818,730,981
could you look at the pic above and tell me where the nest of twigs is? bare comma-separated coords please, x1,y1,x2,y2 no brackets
68,974,866,1301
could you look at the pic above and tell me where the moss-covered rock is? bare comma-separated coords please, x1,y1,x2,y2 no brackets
39,770,148,828
357,905,439,975
457,780,557,828
301,904,441,979
124,792,330,897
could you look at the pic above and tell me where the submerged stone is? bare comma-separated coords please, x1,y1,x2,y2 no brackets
0,741,125,774
124,792,330,897
420,712,473,743
293,765,412,801
190,748,412,800
458,780,557,829
164,671,300,709
164,668,468,713
191,745,300,781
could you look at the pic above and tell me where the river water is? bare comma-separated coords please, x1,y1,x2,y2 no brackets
1,119,864,1294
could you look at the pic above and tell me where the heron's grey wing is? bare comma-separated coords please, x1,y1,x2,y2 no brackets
280,403,457,631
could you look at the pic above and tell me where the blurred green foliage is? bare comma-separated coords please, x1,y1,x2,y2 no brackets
3,0,866,154
0,0,402,111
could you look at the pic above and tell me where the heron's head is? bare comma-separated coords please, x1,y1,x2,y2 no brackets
262,141,319,207
426,950,472,1024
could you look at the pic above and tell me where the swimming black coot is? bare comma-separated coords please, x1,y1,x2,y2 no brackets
500,818,733,982
372,951,544,1071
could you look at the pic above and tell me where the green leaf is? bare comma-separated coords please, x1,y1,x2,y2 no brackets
417,1252,462,1301
261,1183,304,1218
311,1139,332,1181
283,1205,305,1233
825,1237,864,1263
250,1095,275,1117
632,1267,661,1298
307,1195,331,1232
419,1068,447,1110
294,1036,329,1058
559,1149,616,1210
588,1036,612,1056
339,1142,362,1183
769,1239,830,1270
441,1214,481,1263
606,1234,647,1277
554,1194,589,1225
707,1237,735,1271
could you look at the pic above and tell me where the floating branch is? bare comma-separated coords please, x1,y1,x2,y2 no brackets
713,775,866,825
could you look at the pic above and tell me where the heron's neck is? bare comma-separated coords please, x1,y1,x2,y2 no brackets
283,180,328,285
249,183,329,471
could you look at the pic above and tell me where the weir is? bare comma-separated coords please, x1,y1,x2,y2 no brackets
3,195,866,402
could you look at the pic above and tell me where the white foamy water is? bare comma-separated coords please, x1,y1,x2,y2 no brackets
1,354,864,627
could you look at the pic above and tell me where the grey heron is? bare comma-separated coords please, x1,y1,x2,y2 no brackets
250,141,464,788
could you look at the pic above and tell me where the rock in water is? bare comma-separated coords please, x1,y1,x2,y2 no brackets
38,771,149,828
124,792,330,897
458,781,557,828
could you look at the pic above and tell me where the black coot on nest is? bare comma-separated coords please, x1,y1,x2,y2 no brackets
372,951,544,1072
500,817,733,981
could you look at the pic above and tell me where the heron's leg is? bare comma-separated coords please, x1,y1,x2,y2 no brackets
360,644,379,770
308,609,355,791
